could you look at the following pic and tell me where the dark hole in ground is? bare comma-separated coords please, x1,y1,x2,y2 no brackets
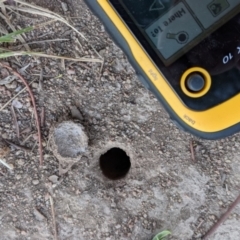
99,147,131,180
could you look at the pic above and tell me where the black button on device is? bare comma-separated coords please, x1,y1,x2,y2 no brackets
186,73,205,92
181,67,211,98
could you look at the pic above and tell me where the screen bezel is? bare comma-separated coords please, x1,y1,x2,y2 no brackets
108,0,240,112
85,0,240,138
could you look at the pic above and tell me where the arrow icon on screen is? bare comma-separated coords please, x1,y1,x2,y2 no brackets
149,0,165,11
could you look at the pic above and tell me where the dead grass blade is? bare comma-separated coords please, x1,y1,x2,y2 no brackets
0,158,13,170
7,0,85,38
5,0,103,60
0,63,43,166
0,11,31,50
0,26,33,43
49,195,58,240
0,50,102,62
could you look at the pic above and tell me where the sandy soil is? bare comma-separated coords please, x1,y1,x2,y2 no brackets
0,1,239,240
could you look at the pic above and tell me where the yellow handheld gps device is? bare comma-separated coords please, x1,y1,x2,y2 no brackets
84,0,240,139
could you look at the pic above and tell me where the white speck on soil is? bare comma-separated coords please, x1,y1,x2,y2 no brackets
32,180,39,185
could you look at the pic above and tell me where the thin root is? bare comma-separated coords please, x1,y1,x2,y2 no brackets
0,63,43,166
202,193,240,239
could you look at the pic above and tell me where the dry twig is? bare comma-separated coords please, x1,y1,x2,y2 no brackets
0,63,43,166
197,219,204,229
38,68,43,91
0,50,102,62
10,104,20,139
40,107,44,127
190,140,195,162
4,139,31,152
60,58,65,71
49,195,58,240
202,192,240,239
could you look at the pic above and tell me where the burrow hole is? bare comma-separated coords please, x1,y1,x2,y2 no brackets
99,147,131,180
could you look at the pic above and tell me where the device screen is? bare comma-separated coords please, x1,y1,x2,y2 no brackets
118,0,240,66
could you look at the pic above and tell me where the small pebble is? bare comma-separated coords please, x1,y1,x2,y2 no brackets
219,201,223,206
17,159,25,166
99,49,106,56
32,180,39,185
61,2,68,11
5,81,17,89
12,99,23,109
32,82,39,89
49,175,58,183
70,106,83,120
16,175,22,180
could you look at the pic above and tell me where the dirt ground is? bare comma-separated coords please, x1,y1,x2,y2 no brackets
0,1,240,240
